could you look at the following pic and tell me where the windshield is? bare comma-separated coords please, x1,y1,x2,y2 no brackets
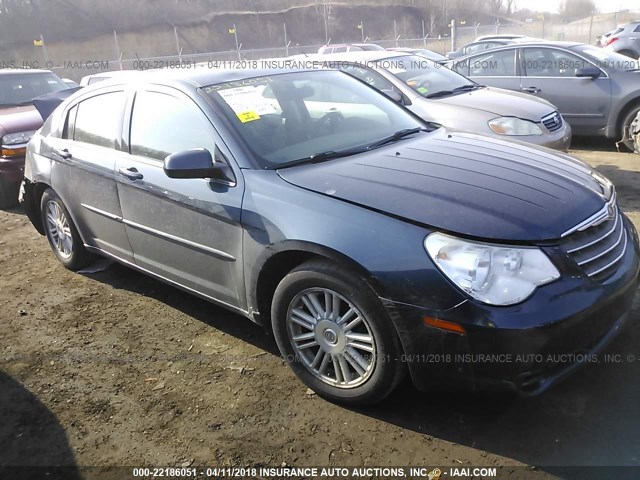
0,72,68,107
575,46,640,71
382,55,478,97
203,70,427,168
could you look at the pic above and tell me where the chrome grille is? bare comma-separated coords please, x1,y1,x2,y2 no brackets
561,198,628,282
542,111,563,132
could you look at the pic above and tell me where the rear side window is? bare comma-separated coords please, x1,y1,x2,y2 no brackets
74,92,126,148
634,25,640,33
130,91,216,161
467,49,516,77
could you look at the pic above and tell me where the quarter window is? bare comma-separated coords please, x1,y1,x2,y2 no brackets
74,92,126,148
130,91,217,161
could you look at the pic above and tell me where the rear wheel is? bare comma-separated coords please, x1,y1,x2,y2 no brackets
40,188,92,270
620,105,640,152
0,176,20,210
271,259,405,405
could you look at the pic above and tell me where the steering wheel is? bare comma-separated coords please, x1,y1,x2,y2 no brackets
319,110,345,132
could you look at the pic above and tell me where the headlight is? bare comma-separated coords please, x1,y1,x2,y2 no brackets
488,117,543,136
1,130,37,146
425,232,560,306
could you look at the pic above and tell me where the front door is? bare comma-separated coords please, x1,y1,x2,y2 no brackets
519,46,612,132
115,88,245,310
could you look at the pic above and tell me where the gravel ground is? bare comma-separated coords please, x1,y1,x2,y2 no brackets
1,139,639,480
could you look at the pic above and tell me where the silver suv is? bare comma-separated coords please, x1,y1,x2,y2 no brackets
601,22,640,59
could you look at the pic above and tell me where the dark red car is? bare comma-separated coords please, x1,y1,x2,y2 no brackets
0,69,68,208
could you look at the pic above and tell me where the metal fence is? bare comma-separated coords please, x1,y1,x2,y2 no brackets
45,8,639,81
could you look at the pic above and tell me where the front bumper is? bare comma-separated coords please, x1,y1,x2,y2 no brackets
384,216,639,395
0,155,25,183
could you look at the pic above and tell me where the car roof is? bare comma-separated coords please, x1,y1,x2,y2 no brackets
300,50,409,62
475,34,526,41
79,66,320,91
0,69,55,76
453,40,584,60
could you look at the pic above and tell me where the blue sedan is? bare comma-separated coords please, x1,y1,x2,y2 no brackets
21,67,639,404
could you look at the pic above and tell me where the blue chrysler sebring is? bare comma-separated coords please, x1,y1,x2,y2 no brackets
21,68,639,405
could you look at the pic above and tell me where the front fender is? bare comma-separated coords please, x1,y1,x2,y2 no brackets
241,170,467,313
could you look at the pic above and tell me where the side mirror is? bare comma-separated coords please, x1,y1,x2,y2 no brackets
575,66,601,79
382,88,403,104
164,148,234,184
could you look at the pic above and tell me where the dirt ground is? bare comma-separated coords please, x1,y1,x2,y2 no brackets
1,138,639,480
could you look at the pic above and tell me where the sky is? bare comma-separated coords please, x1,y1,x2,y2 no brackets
516,0,639,13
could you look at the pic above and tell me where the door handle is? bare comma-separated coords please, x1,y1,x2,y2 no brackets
118,167,144,181
521,86,542,94
54,148,72,159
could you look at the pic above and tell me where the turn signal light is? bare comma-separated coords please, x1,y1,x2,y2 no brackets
423,316,467,335
1,147,27,158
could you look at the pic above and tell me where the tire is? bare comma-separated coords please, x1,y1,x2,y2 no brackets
271,259,405,405
0,175,20,210
621,105,640,152
40,188,92,270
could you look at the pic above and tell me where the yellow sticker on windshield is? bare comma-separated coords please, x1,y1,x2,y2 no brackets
237,111,260,123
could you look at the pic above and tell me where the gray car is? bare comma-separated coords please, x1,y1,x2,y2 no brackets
448,41,640,150
600,21,640,59
446,36,541,60
303,51,571,150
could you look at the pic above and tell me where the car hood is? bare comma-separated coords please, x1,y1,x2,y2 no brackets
435,86,556,121
277,129,606,242
0,105,43,138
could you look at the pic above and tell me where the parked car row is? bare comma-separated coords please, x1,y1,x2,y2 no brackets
0,69,69,208
17,58,640,404
447,41,640,150
299,51,571,149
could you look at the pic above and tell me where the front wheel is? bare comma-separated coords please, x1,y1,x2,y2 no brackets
41,188,92,270
620,105,640,152
271,259,404,405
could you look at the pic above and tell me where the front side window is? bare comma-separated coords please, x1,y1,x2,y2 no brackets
203,70,426,168
523,48,589,77
130,91,217,161
74,92,126,148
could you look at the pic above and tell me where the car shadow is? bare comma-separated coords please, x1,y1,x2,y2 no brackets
82,264,640,479
0,372,82,479
356,310,640,479
85,263,280,357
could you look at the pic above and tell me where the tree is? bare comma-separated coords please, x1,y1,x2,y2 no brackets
559,0,597,19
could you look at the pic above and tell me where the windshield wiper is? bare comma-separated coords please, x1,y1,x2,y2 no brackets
365,127,425,150
268,146,368,170
424,84,483,98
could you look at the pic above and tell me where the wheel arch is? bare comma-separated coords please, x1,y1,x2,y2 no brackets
616,96,640,138
251,241,386,329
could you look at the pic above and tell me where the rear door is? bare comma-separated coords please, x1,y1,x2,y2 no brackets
519,46,611,132
115,87,246,310
50,89,134,262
